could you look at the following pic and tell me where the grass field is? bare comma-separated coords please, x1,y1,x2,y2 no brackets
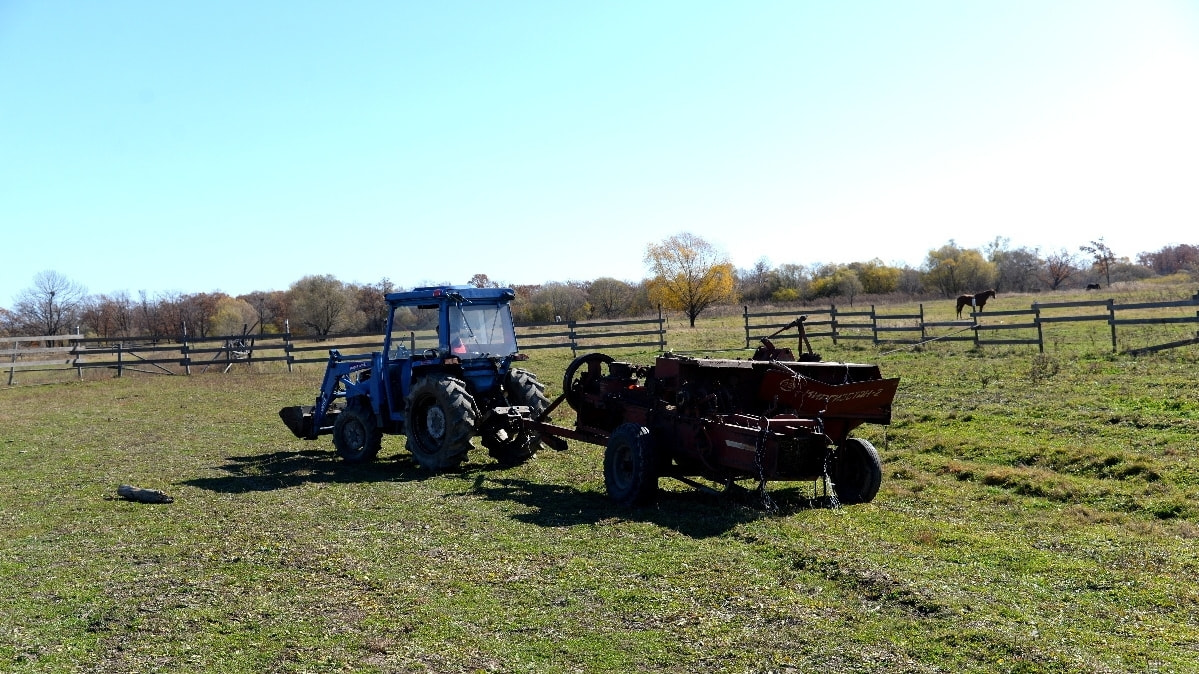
3,283,1199,672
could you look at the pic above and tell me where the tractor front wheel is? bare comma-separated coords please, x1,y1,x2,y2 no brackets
603,423,659,506
830,437,882,504
333,403,382,464
405,375,477,471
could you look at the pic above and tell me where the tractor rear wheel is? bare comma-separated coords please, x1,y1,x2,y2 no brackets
830,438,882,504
485,368,551,467
333,402,382,464
405,375,477,471
603,423,659,506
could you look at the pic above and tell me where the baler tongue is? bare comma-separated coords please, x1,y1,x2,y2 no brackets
279,405,315,439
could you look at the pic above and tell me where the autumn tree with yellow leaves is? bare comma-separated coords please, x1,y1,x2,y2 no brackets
644,232,737,327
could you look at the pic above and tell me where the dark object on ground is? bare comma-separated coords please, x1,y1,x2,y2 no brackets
117,484,173,504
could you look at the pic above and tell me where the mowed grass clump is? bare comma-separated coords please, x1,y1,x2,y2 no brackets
3,315,1199,672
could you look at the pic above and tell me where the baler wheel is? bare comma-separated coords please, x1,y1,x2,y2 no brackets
485,369,551,467
333,402,382,463
562,352,615,412
405,375,477,471
830,438,882,504
603,423,660,506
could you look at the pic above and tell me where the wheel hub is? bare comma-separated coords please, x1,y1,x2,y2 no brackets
425,406,446,440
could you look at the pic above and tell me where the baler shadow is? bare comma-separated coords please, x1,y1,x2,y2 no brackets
453,474,835,538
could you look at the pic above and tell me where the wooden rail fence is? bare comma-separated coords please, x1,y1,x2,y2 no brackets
517,309,666,356
745,291,1199,355
3,334,86,385
2,310,667,383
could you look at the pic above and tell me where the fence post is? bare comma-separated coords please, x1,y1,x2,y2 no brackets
181,323,191,375
1035,305,1044,353
871,304,878,345
658,304,666,352
830,304,839,345
569,321,578,357
973,309,980,348
1108,299,1117,352
116,343,123,378
743,305,750,349
7,349,15,386
284,320,293,373
919,304,926,342
74,336,83,380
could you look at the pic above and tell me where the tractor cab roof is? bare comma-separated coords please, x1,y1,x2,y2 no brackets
385,285,516,307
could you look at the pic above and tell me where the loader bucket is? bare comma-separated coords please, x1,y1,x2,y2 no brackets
279,405,315,439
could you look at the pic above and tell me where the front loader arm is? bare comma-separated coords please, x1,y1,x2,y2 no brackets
280,349,374,440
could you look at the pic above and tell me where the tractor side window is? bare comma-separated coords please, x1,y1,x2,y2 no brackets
390,305,439,355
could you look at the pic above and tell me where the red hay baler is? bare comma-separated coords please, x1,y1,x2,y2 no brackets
534,332,899,506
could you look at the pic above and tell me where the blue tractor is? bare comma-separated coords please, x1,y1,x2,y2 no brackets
279,286,552,471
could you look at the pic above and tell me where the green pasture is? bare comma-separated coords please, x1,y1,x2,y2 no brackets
3,282,1199,672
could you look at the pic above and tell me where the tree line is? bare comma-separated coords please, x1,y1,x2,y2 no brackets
2,238,1197,341
737,238,1199,305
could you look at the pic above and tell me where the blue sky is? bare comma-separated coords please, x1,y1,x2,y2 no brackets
2,1,1197,303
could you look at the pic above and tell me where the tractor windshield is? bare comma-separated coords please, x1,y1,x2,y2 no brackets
449,303,518,357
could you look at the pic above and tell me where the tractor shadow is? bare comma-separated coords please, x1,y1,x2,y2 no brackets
450,473,839,539
180,448,437,493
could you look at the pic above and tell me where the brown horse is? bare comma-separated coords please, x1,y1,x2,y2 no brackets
956,289,996,318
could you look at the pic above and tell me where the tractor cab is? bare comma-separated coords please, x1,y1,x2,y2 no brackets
384,286,519,361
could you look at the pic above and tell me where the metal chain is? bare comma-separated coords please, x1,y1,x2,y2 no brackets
753,416,778,513
822,445,842,510
814,414,841,510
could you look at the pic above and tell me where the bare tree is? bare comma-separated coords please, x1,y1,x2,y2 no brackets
588,277,635,318
469,273,500,288
775,263,809,294
1040,249,1079,290
354,278,396,333
987,238,1042,293
178,292,225,338
11,271,87,336
1079,238,1117,286
529,282,589,322
1137,244,1199,276
81,292,136,341
896,268,925,296
240,290,288,334
136,290,182,342
736,257,776,303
